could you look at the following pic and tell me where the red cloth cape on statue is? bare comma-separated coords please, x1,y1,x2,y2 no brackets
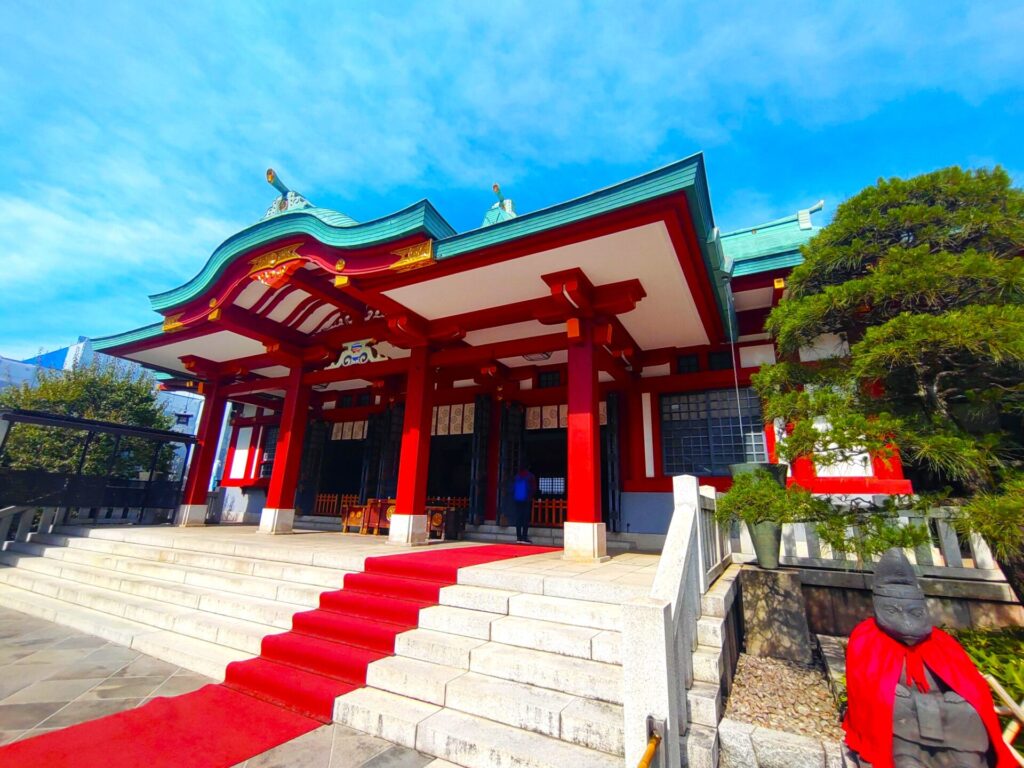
843,618,1014,768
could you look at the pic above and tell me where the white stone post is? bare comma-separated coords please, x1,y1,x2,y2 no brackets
176,503,208,527
623,597,682,768
259,507,296,535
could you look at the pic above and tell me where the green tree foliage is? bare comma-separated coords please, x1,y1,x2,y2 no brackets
0,361,174,477
753,166,1024,597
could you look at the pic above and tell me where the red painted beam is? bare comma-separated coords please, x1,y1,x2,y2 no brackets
428,332,568,367
303,357,409,386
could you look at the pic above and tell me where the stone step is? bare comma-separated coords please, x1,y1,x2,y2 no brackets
1,545,304,629
0,580,156,647
489,615,602,660
0,580,253,680
20,535,344,603
366,655,466,706
685,723,720,768
52,525,369,571
0,564,279,655
687,680,723,727
700,563,740,619
697,614,727,648
469,642,622,704
417,605,497,641
415,706,622,768
692,645,725,685
334,686,442,749
506,593,622,631
444,671,624,755
439,584,517,614
394,628,485,669
131,629,255,681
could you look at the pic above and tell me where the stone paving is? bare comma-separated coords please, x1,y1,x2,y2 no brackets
0,605,212,745
0,606,446,766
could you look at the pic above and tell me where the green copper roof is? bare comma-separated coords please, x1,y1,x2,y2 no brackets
436,153,714,259
148,200,456,313
93,322,163,351
722,201,823,277
99,154,735,352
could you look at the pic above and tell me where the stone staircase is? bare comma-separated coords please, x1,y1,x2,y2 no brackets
335,583,628,767
0,523,737,767
335,574,728,768
0,526,349,679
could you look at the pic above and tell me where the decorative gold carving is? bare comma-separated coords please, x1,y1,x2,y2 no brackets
249,243,303,274
389,240,434,272
334,275,350,288
208,298,218,308
162,313,184,333
207,307,222,322
335,258,346,271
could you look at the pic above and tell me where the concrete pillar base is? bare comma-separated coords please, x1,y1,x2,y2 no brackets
258,507,295,534
388,514,430,546
562,521,611,562
176,504,208,527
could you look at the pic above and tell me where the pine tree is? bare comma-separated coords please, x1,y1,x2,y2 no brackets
753,167,1024,600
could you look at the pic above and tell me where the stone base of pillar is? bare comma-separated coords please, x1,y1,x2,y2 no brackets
387,514,430,546
176,504,208,527
563,521,611,562
258,507,295,534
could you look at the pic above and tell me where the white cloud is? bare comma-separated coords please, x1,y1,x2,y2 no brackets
1,0,1022,355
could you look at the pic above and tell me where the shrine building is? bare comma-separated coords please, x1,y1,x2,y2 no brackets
94,153,911,560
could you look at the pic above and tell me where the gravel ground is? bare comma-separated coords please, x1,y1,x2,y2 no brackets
724,653,845,741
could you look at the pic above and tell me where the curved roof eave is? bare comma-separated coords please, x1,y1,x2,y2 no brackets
92,322,164,352
149,199,456,313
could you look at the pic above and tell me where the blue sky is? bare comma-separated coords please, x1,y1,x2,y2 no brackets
1,1,1022,360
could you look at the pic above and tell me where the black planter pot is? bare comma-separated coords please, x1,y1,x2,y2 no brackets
729,462,789,569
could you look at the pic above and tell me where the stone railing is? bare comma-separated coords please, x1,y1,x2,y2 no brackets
622,474,710,768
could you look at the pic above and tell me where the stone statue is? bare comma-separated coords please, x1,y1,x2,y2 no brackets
843,548,1014,768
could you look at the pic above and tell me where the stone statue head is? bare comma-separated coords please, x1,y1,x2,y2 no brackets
872,548,933,646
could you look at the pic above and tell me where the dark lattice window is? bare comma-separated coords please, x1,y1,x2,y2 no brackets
660,388,767,475
175,413,192,426
258,427,279,479
340,394,354,408
676,354,700,374
537,371,561,389
357,392,372,406
708,350,734,371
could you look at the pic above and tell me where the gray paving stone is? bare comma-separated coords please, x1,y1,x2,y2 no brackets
358,746,433,768
242,723,334,767
0,700,67,730
329,724,393,767
79,676,166,700
39,697,145,728
1,676,105,704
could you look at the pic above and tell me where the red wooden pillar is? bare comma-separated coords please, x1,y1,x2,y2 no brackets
178,381,228,526
564,318,608,560
389,345,433,545
259,366,310,534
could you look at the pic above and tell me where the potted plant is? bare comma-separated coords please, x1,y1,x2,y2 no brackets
715,469,827,569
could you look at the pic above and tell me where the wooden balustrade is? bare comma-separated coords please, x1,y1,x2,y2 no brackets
530,497,568,528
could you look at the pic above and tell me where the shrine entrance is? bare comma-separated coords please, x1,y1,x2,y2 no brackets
427,434,472,499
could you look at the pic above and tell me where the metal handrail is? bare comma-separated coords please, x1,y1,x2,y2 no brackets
636,732,662,768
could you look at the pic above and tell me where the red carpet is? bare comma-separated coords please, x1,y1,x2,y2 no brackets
0,543,552,767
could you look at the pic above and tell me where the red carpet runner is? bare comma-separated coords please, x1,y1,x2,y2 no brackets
0,543,552,768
